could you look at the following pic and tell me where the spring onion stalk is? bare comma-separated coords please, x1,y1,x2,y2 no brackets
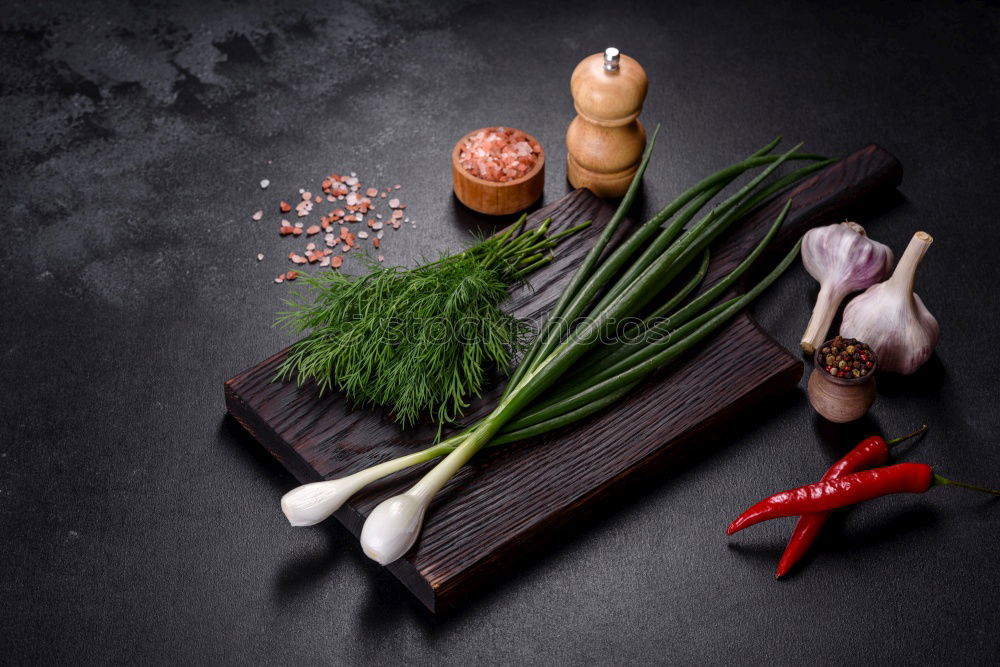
506,153,822,393
280,441,457,526
504,215,800,431
644,250,710,324
280,138,829,566
578,196,795,379
514,254,555,278
506,132,797,391
512,147,827,385
490,146,800,406
505,125,663,394
518,238,804,421
588,157,832,322
490,237,798,440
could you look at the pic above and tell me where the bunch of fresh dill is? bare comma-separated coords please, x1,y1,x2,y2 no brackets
275,216,589,428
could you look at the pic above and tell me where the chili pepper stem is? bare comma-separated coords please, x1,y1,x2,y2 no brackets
933,474,1000,496
887,424,929,447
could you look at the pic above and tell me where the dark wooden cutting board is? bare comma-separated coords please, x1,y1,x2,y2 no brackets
225,145,902,612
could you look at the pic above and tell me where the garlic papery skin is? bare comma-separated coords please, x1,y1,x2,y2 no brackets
280,443,453,527
840,231,940,375
360,491,431,565
799,222,895,355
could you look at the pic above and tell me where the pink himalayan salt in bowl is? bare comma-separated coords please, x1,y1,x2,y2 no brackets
458,127,543,183
452,127,545,215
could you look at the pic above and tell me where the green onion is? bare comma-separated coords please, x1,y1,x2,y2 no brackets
505,126,663,393
510,140,824,391
647,249,711,322
279,137,829,566
503,202,798,431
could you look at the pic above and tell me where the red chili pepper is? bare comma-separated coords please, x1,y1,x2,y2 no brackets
727,463,1000,535
775,425,927,578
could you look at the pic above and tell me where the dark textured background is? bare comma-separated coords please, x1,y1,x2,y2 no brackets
2,0,998,664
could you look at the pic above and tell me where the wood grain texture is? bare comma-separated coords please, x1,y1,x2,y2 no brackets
225,145,902,612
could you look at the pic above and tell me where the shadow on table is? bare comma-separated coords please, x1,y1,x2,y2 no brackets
874,354,947,399
270,524,355,604
728,504,940,580
217,414,294,491
219,414,396,608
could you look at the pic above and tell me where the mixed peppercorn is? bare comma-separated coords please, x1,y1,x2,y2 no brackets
820,335,874,379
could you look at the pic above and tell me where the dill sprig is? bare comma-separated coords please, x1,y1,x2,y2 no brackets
275,216,590,429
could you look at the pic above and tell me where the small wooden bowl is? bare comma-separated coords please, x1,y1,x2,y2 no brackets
452,128,545,216
807,340,878,423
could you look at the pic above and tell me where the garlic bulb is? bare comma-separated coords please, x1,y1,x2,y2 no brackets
840,231,939,374
799,222,895,354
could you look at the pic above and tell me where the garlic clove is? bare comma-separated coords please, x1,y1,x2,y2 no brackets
360,492,430,565
840,231,939,375
799,222,894,354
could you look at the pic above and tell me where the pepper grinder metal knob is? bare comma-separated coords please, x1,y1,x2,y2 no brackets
603,47,620,71
566,47,648,198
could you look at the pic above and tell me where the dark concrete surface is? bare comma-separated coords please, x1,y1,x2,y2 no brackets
2,0,998,664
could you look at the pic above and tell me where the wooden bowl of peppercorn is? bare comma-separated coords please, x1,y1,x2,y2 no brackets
807,336,878,423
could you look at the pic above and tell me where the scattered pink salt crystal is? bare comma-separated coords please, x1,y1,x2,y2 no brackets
256,170,414,284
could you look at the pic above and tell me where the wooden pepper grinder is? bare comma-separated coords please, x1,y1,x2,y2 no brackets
566,47,648,198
